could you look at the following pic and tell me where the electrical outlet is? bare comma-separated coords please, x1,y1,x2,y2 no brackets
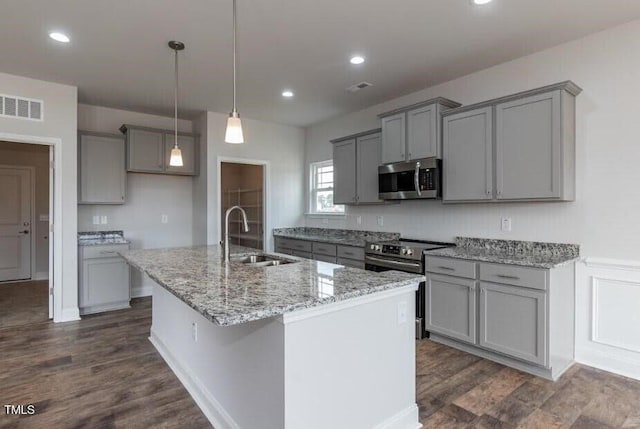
356,215,362,225
377,216,384,227
397,301,407,324
192,322,198,342
100,215,108,225
161,214,169,224
501,217,512,232
92,215,100,225
322,218,329,225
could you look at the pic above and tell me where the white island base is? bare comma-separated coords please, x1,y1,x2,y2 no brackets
150,283,421,429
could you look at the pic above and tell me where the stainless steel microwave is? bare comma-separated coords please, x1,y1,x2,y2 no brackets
378,157,441,200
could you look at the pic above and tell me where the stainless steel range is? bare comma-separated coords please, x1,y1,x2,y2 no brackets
365,238,454,339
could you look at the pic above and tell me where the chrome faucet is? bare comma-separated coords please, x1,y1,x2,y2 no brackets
223,205,249,263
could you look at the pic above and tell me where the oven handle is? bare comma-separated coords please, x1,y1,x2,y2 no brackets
414,161,422,197
365,255,423,273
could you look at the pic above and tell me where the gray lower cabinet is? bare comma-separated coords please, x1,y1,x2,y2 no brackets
331,129,384,205
479,282,547,366
274,236,365,268
78,131,126,204
79,244,131,315
425,273,477,344
442,81,580,203
120,124,199,176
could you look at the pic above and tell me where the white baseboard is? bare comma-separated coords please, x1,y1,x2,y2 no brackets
577,346,640,381
56,307,80,323
374,404,422,429
149,331,240,429
33,271,49,281
131,285,153,298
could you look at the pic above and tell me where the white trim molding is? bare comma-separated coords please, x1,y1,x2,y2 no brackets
576,258,640,380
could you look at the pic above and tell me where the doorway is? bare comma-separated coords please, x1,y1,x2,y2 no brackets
220,162,265,250
0,141,51,327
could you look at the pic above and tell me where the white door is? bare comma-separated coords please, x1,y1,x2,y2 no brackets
0,166,31,281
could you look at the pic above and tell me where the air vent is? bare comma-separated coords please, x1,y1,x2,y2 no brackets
0,94,44,121
346,82,373,93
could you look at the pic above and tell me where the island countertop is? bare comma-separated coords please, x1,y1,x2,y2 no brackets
119,245,423,326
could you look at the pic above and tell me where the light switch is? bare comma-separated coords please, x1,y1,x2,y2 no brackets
377,216,384,227
356,216,362,225
161,214,169,224
501,217,512,232
92,216,100,225
100,215,108,225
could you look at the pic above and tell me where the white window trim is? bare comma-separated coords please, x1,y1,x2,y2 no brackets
308,160,345,216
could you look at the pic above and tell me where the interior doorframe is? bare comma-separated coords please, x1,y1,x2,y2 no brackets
0,132,62,321
0,164,36,281
216,156,270,251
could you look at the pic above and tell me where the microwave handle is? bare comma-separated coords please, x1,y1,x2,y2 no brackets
414,161,422,196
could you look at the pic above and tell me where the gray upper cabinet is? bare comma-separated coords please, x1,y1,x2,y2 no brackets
443,107,494,201
120,124,199,176
332,129,384,205
379,98,461,164
333,138,357,204
78,131,126,204
381,113,406,164
442,81,580,203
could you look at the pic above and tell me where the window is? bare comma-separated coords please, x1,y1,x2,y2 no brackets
309,160,345,214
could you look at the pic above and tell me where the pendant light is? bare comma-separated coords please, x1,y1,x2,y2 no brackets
225,0,244,144
169,40,185,166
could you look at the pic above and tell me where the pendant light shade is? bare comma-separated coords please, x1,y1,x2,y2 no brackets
225,0,245,144
169,40,185,166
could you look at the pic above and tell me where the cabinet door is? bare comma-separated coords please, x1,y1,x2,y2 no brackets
381,113,406,164
425,273,477,344
337,257,365,269
81,258,130,309
78,133,126,204
442,107,493,201
407,105,438,159
127,128,165,173
495,91,561,200
314,253,337,264
333,139,357,204
164,134,197,176
356,132,383,204
479,282,547,366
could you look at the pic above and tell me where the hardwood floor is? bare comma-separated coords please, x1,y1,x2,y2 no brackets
0,280,49,329
1,298,639,428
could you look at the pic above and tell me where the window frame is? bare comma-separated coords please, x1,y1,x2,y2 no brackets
308,160,345,215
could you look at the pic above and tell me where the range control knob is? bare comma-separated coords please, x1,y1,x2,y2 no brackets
370,244,381,251
401,248,414,256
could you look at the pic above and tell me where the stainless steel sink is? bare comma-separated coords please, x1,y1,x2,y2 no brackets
230,254,296,267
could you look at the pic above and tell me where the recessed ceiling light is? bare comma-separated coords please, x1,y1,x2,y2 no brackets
350,56,365,65
282,90,294,98
472,0,492,4
49,32,70,43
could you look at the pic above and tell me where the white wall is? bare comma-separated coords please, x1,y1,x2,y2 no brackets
199,112,305,251
305,19,640,379
77,104,195,296
0,71,78,321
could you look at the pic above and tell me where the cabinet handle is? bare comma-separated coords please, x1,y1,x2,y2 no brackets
480,288,485,294
100,251,117,255
496,274,520,280
437,266,455,271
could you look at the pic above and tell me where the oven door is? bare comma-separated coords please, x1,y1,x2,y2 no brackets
365,255,427,339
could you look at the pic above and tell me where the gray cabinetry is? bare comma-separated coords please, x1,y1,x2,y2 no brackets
479,282,547,366
78,131,126,204
426,273,477,344
379,98,461,164
79,244,131,315
274,236,366,268
442,107,493,201
120,124,199,176
442,81,580,203
332,129,384,205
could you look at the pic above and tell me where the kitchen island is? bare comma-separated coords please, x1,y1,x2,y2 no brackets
120,245,423,429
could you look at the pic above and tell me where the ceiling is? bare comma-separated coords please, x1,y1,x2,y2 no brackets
2,0,640,127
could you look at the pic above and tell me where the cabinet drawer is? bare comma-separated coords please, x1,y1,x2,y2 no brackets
82,244,130,260
278,238,312,252
292,250,312,259
425,256,476,279
337,257,365,270
336,245,364,261
479,263,547,291
314,253,337,264
312,242,337,257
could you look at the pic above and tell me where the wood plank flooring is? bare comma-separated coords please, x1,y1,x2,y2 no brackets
1,298,639,428
0,281,49,328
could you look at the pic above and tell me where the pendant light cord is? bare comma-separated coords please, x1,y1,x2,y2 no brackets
174,47,179,148
232,0,237,113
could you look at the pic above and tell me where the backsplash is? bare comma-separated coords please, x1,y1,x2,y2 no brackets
455,236,580,258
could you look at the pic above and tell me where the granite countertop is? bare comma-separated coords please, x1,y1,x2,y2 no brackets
78,230,130,246
272,227,400,247
119,244,422,326
425,237,580,269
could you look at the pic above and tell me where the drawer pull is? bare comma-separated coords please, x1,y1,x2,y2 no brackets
99,251,118,255
437,266,455,271
496,274,520,280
